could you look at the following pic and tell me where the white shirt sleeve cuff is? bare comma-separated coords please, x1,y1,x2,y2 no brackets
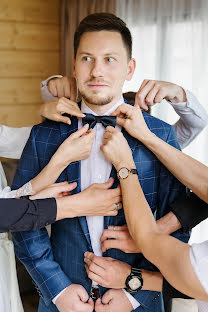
52,287,67,304
170,89,208,122
122,289,140,310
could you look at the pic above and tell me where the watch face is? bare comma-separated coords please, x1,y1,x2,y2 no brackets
119,167,129,179
129,277,142,290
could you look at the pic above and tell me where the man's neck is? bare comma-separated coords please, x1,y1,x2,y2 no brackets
82,95,122,115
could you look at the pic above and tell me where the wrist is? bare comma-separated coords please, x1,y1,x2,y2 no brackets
142,270,163,292
135,130,156,145
125,267,143,293
56,197,78,220
122,265,131,288
50,154,71,172
115,158,136,171
169,87,187,104
56,198,64,221
156,212,182,235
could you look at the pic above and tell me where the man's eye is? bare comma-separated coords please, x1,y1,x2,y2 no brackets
106,57,114,62
83,56,91,61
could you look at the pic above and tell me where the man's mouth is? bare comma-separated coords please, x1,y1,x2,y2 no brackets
88,84,109,88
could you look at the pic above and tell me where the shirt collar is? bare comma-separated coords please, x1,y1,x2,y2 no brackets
81,97,124,116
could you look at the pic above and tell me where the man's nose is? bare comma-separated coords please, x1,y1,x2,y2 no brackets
91,60,104,77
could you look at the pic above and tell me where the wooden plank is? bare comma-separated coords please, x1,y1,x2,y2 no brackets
0,104,41,127
0,0,60,24
0,22,60,51
0,78,46,105
0,51,60,78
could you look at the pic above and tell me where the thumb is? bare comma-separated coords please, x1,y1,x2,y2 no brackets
134,92,140,108
85,129,96,139
99,177,114,190
56,182,77,193
101,291,113,305
88,297,94,308
68,182,77,192
95,298,104,309
116,116,126,127
78,287,89,303
55,114,72,125
70,124,89,139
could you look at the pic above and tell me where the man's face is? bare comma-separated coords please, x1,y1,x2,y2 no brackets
74,31,135,106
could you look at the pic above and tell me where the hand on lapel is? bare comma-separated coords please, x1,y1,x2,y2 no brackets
84,252,131,289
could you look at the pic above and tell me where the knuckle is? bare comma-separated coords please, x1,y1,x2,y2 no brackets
137,93,144,100
56,102,62,110
59,97,65,103
145,97,151,104
159,85,166,93
154,82,161,89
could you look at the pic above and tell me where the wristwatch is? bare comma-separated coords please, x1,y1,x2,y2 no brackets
125,267,143,294
117,167,138,179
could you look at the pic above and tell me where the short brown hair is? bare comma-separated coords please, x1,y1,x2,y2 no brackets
74,13,132,59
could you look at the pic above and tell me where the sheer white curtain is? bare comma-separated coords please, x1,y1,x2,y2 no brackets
116,0,208,243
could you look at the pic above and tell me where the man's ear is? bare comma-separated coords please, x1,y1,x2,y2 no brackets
126,58,136,81
73,58,76,78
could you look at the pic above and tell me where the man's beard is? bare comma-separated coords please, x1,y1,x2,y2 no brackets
81,91,113,106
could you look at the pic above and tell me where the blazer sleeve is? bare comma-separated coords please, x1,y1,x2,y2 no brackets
12,126,72,306
0,197,56,232
169,192,208,232
131,126,190,309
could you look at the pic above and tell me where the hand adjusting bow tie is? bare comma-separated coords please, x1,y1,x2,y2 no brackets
82,113,116,129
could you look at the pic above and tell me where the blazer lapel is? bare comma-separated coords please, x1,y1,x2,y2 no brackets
59,115,91,247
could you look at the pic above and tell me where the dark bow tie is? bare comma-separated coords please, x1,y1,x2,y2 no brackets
82,113,116,129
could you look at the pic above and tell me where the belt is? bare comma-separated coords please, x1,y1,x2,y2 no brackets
91,286,100,300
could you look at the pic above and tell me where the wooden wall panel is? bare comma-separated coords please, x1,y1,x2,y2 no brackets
0,105,40,127
0,0,61,127
0,78,44,105
0,0,60,24
0,51,60,78
0,22,59,51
